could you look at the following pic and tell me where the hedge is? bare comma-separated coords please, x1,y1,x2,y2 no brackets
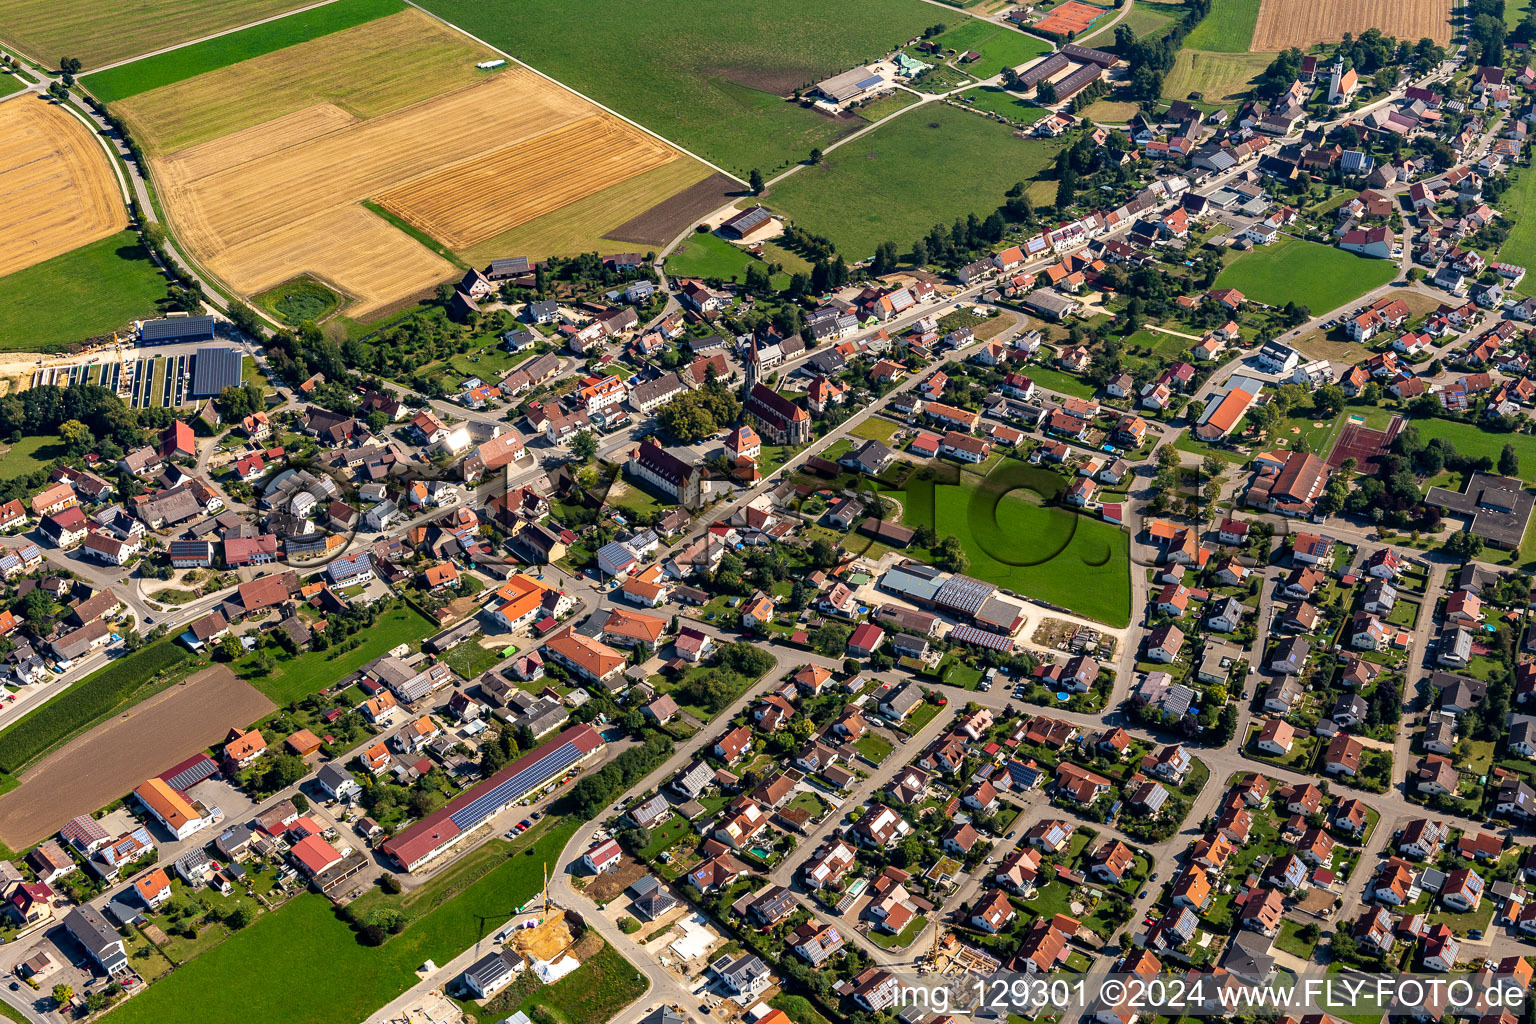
0,640,192,772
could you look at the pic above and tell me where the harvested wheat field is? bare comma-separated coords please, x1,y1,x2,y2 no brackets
0,98,126,278
1251,0,1451,50
0,666,274,849
117,7,707,317
0,0,308,69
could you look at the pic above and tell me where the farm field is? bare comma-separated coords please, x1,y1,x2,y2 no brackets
1411,419,1536,486
0,230,169,350
117,8,709,318
1162,49,1272,103
1182,0,1260,51
1250,0,1452,49
1212,237,1397,313
414,0,941,176
104,821,581,1024
84,0,404,102
0,666,272,849
897,459,1132,626
856,91,921,123
764,104,1062,258
0,0,313,68
0,98,126,279
665,231,756,281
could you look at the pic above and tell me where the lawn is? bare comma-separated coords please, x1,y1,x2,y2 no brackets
467,940,646,1024
105,819,581,1024
1181,0,1261,51
441,641,506,680
850,416,902,443
956,85,1053,124
1095,0,1180,43
1411,418,1536,485
854,733,894,763
415,0,943,176
857,91,921,122
1019,364,1098,399
0,231,170,351
895,458,1131,625
1499,163,1536,298
922,21,1050,79
233,603,436,705
868,913,927,948
0,435,65,479
1212,237,1398,314
764,104,1063,258
83,0,403,101
1275,918,1318,959
1161,49,1273,104
665,231,755,281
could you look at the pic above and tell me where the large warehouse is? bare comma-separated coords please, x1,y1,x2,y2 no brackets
381,723,604,872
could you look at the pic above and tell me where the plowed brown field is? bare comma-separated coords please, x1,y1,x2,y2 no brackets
1251,0,1451,50
120,7,703,317
0,666,274,849
0,98,126,278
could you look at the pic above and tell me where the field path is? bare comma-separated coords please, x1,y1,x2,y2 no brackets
0,665,274,848
83,0,350,75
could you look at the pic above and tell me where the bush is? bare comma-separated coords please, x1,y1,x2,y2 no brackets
619,916,640,934
379,873,402,895
357,923,386,946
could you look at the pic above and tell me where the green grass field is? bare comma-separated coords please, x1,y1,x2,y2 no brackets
1182,0,1261,51
765,104,1062,258
1412,419,1536,485
1509,0,1533,28
856,91,921,122
0,231,169,351
415,0,943,176
665,231,755,280
957,85,1053,123
1212,237,1397,314
896,458,1131,625
1161,49,1272,104
1095,0,1180,43
0,435,65,479
1498,164,1536,297
84,0,403,102
921,21,1050,79
105,821,582,1024
234,604,436,705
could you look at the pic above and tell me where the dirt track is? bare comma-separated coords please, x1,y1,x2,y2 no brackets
0,665,274,849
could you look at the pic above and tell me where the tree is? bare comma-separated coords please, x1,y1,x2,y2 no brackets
812,622,851,657
571,429,598,463
1055,168,1077,212
1036,79,1057,104
933,534,969,573
749,168,765,195
1445,531,1484,560
225,903,255,930
47,81,67,101
59,418,92,455
1500,442,1519,478
52,984,73,1008
259,753,308,793
1001,67,1022,91
60,57,82,74
809,147,823,164
1313,384,1346,418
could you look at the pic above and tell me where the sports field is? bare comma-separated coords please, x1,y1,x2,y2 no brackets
117,8,709,317
0,0,313,68
1162,50,1272,103
764,105,1062,258
1212,237,1397,313
1182,0,1261,51
1250,0,1452,49
898,459,1132,626
0,666,274,849
84,0,404,102
415,0,941,176
0,230,169,349
0,98,126,278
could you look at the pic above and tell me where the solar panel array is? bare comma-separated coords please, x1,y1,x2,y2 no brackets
162,755,218,791
140,315,214,343
450,740,582,830
191,347,244,397
949,624,1014,652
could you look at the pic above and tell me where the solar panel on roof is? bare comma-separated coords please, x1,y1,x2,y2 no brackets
191,347,244,397
160,753,218,791
450,741,581,829
140,315,215,343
